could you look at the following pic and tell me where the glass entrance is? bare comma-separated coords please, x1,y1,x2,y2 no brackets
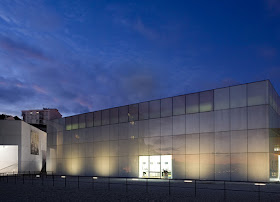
139,155,172,179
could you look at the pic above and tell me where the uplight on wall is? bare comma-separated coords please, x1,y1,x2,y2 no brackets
184,180,193,183
61,176,66,178
36,175,40,178
92,177,98,179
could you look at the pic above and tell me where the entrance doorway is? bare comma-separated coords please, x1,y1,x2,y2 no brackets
139,155,172,179
0,145,18,174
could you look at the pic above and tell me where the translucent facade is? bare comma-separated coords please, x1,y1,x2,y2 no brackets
47,80,280,182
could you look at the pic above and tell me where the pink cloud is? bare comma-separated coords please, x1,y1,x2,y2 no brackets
32,85,48,94
75,97,93,109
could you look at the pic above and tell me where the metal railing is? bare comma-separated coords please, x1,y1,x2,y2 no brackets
1,172,280,201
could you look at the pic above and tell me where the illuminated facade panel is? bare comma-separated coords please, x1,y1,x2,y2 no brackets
47,80,280,182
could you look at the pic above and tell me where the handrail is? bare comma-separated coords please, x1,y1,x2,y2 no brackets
0,163,18,171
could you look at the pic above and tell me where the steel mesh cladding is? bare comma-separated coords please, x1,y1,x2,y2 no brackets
46,80,280,182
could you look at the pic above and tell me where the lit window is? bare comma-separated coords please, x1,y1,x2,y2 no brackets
36,111,39,114
30,112,33,115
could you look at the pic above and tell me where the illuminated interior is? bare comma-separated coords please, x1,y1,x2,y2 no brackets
0,145,18,174
139,155,172,179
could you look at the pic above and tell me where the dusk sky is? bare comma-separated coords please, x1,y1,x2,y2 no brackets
0,0,280,117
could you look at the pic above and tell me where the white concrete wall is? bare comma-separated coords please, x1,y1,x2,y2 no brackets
20,121,47,172
0,120,47,173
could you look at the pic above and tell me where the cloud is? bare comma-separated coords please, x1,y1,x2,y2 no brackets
266,0,280,16
258,46,277,58
0,77,35,104
0,35,50,61
132,18,159,40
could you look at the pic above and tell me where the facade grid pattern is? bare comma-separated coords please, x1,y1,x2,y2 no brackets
47,80,280,182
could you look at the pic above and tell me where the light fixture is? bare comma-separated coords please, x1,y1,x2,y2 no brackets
92,177,98,179
184,180,193,183
36,175,40,178
132,178,139,181
61,176,66,178
255,183,266,186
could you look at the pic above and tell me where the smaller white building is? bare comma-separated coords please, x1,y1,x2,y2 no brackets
0,120,47,174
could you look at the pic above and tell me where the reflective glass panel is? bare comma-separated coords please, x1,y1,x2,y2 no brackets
161,117,172,137
248,105,269,129
65,117,71,130
94,111,101,126
231,153,247,181
230,107,247,130
247,81,268,106
71,116,78,130
78,114,86,129
215,154,230,180
161,98,172,117
129,104,138,121
214,110,230,132
200,90,213,112
200,112,214,133
200,154,214,180
119,106,128,123
173,135,186,154
173,115,185,135
161,136,172,155
149,100,160,118
230,84,247,108
185,154,199,179
101,109,109,125
248,153,269,182
248,129,269,152
149,119,160,137
173,95,186,115
186,114,199,134
110,108,119,124
85,112,93,128
230,130,247,153
215,131,230,154
214,88,229,110
139,102,149,120
186,133,199,154
186,93,199,114
200,133,215,154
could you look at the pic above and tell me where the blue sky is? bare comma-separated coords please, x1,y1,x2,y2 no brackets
0,0,279,117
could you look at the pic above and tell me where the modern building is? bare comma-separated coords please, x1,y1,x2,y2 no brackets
22,108,62,132
0,120,47,174
47,80,280,182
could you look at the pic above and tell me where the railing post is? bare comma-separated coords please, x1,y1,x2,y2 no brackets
23,174,24,184
195,180,197,197
146,179,148,193
65,176,66,187
92,178,94,191
108,177,110,191
258,184,261,202
52,174,54,187
78,176,79,189
126,178,128,192
6,173,8,183
224,181,226,201
169,179,170,195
